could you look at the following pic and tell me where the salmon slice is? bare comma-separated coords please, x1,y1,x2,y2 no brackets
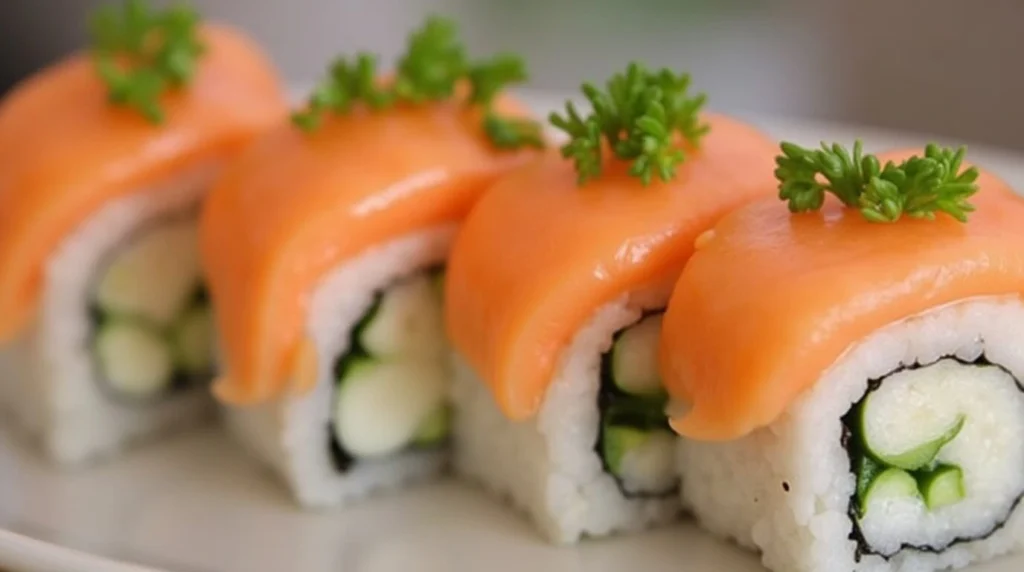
444,114,778,420
659,152,1024,441
0,25,287,343
201,101,535,405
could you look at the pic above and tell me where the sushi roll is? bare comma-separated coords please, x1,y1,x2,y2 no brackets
660,142,1024,571
0,0,286,465
200,17,543,507
443,64,779,543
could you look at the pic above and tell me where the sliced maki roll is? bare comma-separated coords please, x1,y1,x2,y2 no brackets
203,16,542,509
663,143,1024,572
445,63,781,543
0,0,285,465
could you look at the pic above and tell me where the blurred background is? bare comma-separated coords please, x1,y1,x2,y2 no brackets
2,0,1022,149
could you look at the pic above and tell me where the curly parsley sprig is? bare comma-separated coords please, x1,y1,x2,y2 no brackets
470,55,544,149
291,54,393,131
392,17,466,103
775,141,980,223
292,16,542,150
89,0,205,123
549,63,709,186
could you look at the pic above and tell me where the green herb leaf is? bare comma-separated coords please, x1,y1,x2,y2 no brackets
468,53,540,149
467,54,527,107
291,53,393,131
483,113,544,150
154,4,205,85
292,16,542,150
89,0,205,124
549,102,603,184
775,141,980,223
393,16,467,103
97,60,167,123
549,62,708,186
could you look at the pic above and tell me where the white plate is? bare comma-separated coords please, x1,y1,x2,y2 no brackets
1,93,1023,572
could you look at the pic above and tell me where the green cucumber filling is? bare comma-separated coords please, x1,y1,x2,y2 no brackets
918,464,966,511
89,218,214,400
327,267,450,473
842,356,1024,558
596,311,676,497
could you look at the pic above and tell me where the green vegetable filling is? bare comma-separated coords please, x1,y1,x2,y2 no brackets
596,312,675,496
91,283,214,399
847,390,968,517
918,464,966,510
861,411,965,471
328,267,450,473
859,465,921,511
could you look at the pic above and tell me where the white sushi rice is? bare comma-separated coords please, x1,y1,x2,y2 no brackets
0,163,218,466
678,296,1024,572
222,225,456,508
452,291,681,544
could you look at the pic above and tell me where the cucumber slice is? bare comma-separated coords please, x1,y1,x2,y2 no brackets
332,360,446,458
860,467,921,516
94,220,201,327
858,362,970,471
855,453,884,513
917,464,965,510
603,424,676,492
610,314,665,397
603,425,648,476
607,427,676,494
94,320,173,397
359,275,446,360
860,394,965,471
411,404,451,447
171,305,214,375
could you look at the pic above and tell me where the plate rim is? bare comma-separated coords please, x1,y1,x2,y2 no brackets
0,528,161,572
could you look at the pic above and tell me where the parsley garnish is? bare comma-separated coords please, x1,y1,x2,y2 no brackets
549,63,708,185
776,141,980,223
89,0,205,123
292,16,542,151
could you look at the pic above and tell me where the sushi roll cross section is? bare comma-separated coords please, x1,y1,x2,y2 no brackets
0,0,286,465
599,312,677,496
443,64,780,543
91,217,214,399
660,142,1024,572
328,268,450,467
200,17,543,507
